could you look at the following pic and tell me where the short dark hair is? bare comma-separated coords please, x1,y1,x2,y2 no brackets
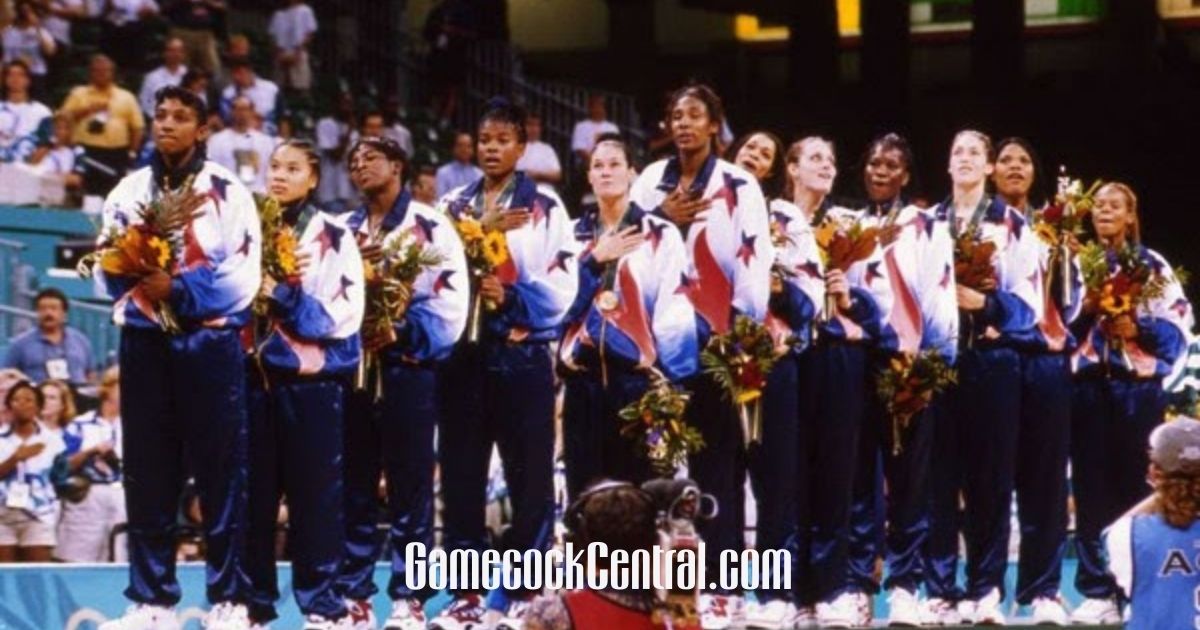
34,287,68,312
478,96,527,143
272,139,321,189
349,136,409,185
416,165,437,179
590,132,637,170
6,379,43,411
155,84,208,122
228,58,254,72
181,69,209,90
726,130,784,197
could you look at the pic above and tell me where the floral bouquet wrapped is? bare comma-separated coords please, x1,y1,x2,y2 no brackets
700,315,779,448
450,214,509,342
253,196,302,319
814,215,879,321
356,230,445,399
78,176,206,334
953,225,998,292
876,350,956,454
617,371,701,476
1078,241,1184,371
1035,169,1102,304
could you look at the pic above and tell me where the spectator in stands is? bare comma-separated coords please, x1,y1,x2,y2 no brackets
28,112,85,200
0,60,51,163
382,94,414,157
517,112,561,185
220,58,279,135
435,130,481,198
207,94,277,194
162,0,225,76
268,0,316,97
2,1,57,98
0,368,30,425
138,37,188,117
37,0,85,52
571,94,618,166
410,164,437,205
315,91,355,210
3,288,94,387
220,31,251,81
99,0,160,72
180,68,210,107
37,379,74,434
0,380,65,562
55,366,126,563
423,0,476,125
61,54,144,196
359,109,386,141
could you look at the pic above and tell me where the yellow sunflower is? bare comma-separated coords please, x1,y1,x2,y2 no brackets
1100,283,1133,315
147,236,171,269
1034,222,1057,246
456,217,485,243
482,231,509,267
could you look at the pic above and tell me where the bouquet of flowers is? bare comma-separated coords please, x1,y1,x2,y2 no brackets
356,230,445,399
451,214,509,342
700,315,779,448
253,196,302,319
617,371,701,476
1034,168,1102,303
876,350,956,454
77,176,206,334
953,226,998,292
814,215,880,321
768,214,796,291
1078,241,1186,371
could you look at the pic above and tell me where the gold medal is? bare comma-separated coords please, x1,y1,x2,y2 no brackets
596,290,619,311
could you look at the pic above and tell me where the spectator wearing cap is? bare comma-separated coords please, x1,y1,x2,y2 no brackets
60,54,144,196
0,380,66,562
516,113,561,185
267,0,316,97
4,288,94,386
138,37,188,117
219,58,280,135
1105,417,1200,630
55,366,126,563
162,0,225,76
206,94,278,194
434,130,481,198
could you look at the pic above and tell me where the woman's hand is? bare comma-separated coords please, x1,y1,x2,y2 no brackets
363,325,398,353
1105,313,1139,340
260,274,277,298
14,442,45,461
661,188,711,227
140,269,172,302
590,225,643,264
356,233,384,264
482,208,531,233
957,285,987,311
480,275,506,307
825,268,852,311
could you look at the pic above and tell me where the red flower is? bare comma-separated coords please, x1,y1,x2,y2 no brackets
736,361,765,390
1042,203,1064,223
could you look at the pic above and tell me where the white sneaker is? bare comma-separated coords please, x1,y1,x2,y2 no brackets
303,615,356,630
1069,598,1121,625
1030,596,1069,626
382,599,426,630
885,588,921,627
743,599,796,629
971,588,1006,625
495,600,532,630
793,604,817,629
849,591,873,627
815,593,859,628
345,599,377,630
957,599,977,624
99,604,181,630
699,594,737,630
920,598,963,626
204,602,251,630
429,594,488,630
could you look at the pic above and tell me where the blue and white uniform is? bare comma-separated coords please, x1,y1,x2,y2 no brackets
1069,244,1192,601
56,410,127,562
0,422,65,523
244,200,365,623
337,190,468,607
1105,512,1200,630
437,172,575,601
0,99,51,162
559,202,697,498
926,196,1041,602
846,201,959,600
95,152,260,607
629,153,772,592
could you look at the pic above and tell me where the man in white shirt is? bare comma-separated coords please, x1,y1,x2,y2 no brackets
42,0,86,48
268,0,317,94
516,113,561,185
219,59,280,135
206,95,278,194
435,131,481,198
315,91,355,210
570,94,618,165
137,37,187,116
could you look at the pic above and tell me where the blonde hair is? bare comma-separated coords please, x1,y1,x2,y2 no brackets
39,379,77,429
98,366,119,404
1097,181,1142,245
783,136,836,201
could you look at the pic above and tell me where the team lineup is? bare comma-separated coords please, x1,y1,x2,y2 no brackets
83,79,1198,630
